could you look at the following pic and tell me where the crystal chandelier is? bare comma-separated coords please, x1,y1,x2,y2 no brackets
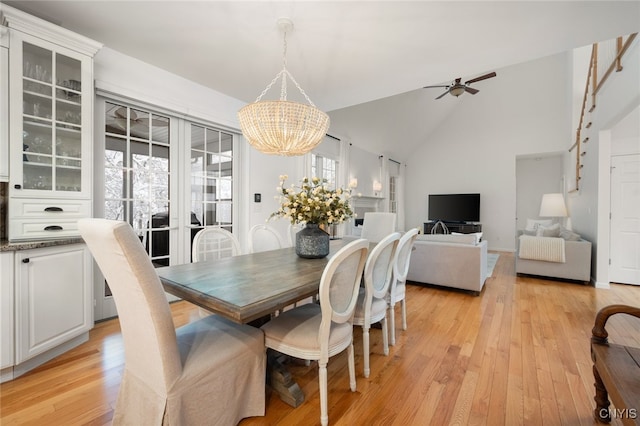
238,18,330,156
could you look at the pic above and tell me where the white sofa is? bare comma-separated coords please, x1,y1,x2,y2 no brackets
407,234,488,295
515,236,592,283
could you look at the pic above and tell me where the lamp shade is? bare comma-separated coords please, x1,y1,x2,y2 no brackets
238,100,329,156
539,193,567,217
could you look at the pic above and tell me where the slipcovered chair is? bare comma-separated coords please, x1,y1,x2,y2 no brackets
361,212,397,243
249,224,284,253
192,227,241,261
389,228,419,346
78,218,265,425
353,232,400,377
260,239,369,426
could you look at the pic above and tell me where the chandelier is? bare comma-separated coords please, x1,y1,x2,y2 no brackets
238,18,330,156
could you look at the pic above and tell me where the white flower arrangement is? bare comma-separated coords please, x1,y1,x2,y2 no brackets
271,175,356,225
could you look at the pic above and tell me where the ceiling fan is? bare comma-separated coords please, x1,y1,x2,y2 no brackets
112,107,169,129
424,71,497,100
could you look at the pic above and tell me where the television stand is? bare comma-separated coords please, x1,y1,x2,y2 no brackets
424,221,482,234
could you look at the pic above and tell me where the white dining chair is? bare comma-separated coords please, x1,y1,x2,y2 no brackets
249,224,284,253
361,212,397,243
192,227,241,262
287,222,305,247
389,227,419,346
78,218,265,425
260,239,369,426
353,231,400,377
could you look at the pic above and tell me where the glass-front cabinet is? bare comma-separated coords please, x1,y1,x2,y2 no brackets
3,6,102,241
20,41,84,193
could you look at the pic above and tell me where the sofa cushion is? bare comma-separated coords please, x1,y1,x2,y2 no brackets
536,223,561,237
416,234,478,245
559,227,582,241
526,218,553,231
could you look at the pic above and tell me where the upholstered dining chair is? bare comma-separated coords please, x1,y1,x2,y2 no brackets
78,218,265,425
389,227,420,346
248,224,284,253
361,212,397,243
260,239,369,426
192,227,241,262
353,231,400,377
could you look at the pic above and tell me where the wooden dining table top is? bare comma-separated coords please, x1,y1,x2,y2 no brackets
157,240,352,324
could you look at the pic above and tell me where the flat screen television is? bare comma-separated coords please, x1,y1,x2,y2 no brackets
428,193,480,223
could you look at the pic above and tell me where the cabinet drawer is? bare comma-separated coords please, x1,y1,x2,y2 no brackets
9,199,90,219
10,219,82,240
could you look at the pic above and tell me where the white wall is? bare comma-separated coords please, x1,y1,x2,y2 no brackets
572,37,639,286
404,52,572,251
515,154,565,231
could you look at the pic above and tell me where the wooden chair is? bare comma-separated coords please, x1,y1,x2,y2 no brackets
388,228,419,345
361,212,397,243
79,218,265,425
591,304,640,425
353,232,400,377
260,239,369,426
192,227,241,261
249,224,284,253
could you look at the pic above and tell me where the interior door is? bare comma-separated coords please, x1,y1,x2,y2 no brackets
610,154,640,285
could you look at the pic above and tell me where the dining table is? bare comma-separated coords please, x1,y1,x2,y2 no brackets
156,239,354,407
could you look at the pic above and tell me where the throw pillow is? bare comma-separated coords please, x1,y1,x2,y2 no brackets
525,218,553,232
522,229,537,236
559,228,581,241
536,223,561,237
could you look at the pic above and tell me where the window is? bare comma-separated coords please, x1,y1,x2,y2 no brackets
389,175,398,213
311,153,337,188
103,102,171,266
189,124,234,234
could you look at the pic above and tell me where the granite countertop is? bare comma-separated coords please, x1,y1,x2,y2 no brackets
0,238,84,252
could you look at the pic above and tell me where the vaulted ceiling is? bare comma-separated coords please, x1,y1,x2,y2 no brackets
4,1,639,159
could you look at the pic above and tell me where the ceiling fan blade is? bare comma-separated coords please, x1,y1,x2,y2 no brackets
435,91,448,100
465,71,497,85
465,86,480,95
423,85,449,89
137,118,170,127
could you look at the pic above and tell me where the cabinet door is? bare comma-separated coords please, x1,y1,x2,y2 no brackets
15,244,92,363
0,251,14,369
8,30,92,199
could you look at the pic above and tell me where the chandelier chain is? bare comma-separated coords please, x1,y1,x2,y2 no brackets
253,27,316,107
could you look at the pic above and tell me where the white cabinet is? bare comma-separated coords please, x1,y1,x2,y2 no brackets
0,251,14,372
0,28,8,182
1,5,101,241
14,244,93,364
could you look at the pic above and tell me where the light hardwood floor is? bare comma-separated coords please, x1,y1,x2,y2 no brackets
1,251,639,425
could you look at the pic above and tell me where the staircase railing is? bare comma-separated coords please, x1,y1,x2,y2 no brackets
569,32,637,191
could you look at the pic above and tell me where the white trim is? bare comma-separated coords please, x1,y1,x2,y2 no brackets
95,81,241,134
0,4,102,56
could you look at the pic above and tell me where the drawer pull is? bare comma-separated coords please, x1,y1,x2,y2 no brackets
44,225,63,231
22,258,30,263
44,206,64,212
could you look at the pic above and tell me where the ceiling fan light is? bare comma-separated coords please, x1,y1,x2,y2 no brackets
449,86,465,97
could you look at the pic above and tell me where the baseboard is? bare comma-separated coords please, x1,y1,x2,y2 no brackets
10,332,89,381
594,280,610,289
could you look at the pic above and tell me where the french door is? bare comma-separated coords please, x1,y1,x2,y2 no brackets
93,98,238,320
